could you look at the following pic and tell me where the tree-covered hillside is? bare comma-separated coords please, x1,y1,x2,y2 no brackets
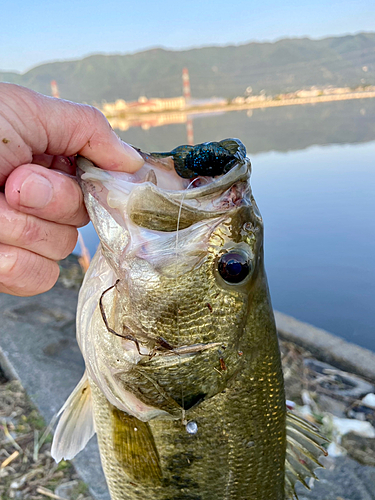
1,33,374,103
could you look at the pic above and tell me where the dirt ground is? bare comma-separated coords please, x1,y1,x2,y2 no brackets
0,366,93,500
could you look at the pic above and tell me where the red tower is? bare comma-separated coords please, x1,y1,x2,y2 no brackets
182,68,194,145
182,68,191,102
50,80,60,99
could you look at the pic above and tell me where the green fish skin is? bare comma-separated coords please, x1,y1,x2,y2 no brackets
90,212,286,500
51,141,325,500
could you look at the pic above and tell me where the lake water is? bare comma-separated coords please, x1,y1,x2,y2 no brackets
77,99,375,352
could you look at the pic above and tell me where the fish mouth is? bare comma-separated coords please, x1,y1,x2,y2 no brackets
76,150,251,219
76,147,252,271
77,137,250,198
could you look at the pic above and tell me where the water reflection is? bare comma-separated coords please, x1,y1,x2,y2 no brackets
78,100,375,351
114,99,375,155
252,142,375,352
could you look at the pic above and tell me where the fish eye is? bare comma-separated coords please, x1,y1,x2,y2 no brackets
218,251,251,284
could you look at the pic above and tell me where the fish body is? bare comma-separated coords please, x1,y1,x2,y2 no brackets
52,140,326,500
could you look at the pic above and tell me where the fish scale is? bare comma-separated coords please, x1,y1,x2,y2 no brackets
51,141,327,500
91,295,286,500
90,218,286,498
117,252,245,349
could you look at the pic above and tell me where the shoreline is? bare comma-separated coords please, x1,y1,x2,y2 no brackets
102,91,375,123
275,311,375,383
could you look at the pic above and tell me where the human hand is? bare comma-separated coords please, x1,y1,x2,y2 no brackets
0,83,144,296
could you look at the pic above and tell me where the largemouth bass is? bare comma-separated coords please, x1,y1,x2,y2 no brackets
52,139,326,500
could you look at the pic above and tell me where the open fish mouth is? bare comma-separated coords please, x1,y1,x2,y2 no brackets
76,139,253,278
77,156,251,234
76,138,251,225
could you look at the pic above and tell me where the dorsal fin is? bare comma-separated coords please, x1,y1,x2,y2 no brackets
51,371,95,463
285,411,329,499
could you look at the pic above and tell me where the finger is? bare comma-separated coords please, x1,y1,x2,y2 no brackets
0,243,60,296
32,154,76,175
38,100,143,170
5,164,89,227
0,83,144,184
0,194,78,261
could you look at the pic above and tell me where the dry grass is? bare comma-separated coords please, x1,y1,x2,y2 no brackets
0,369,92,500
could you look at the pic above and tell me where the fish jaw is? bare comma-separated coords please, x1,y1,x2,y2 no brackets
76,154,260,420
77,153,264,401
76,155,252,278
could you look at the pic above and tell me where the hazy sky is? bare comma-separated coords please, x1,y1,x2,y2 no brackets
2,0,374,73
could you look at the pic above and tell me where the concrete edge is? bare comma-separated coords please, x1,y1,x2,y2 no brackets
1,310,374,384
275,310,375,382
0,345,19,381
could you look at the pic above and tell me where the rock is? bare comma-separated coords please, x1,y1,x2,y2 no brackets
326,415,375,441
318,394,347,418
295,455,375,500
55,480,80,499
347,403,375,426
327,441,347,458
303,358,375,399
342,433,375,467
362,393,375,409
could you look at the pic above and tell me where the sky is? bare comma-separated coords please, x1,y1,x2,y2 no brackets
1,0,374,73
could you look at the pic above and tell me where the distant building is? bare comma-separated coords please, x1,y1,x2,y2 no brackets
102,96,186,115
232,96,246,105
108,111,187,131
296,89,321,98
245,95,267,103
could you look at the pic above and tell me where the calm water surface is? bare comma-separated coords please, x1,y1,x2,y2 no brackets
78,100,375,351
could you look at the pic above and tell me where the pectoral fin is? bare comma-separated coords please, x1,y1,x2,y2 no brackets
111,407,162,485
285,411,329,500
51,371,95,463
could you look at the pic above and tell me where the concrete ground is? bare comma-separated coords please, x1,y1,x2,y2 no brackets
1,261,375,500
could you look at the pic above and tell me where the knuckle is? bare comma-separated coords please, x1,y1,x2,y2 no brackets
8,210,79,261
0,247,59,296
18,252,59,295
12,214,44,247
78,104,106,131
86,104,106,123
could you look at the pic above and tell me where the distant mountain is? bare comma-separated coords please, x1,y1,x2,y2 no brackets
1,33,375,103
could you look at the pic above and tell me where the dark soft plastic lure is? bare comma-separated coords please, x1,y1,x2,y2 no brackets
150,138,247,178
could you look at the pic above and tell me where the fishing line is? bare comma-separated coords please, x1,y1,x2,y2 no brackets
175,177,204,424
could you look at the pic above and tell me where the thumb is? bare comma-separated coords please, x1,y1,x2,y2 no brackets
0,83,144,179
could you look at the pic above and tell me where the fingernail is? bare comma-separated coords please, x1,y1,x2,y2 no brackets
120,141,144,170
0,251,17,274
19,173,53,209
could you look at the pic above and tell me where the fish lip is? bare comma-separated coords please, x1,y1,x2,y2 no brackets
76,154,251,199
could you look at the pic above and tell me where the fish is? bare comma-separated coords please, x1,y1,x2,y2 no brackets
51,139,327,500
